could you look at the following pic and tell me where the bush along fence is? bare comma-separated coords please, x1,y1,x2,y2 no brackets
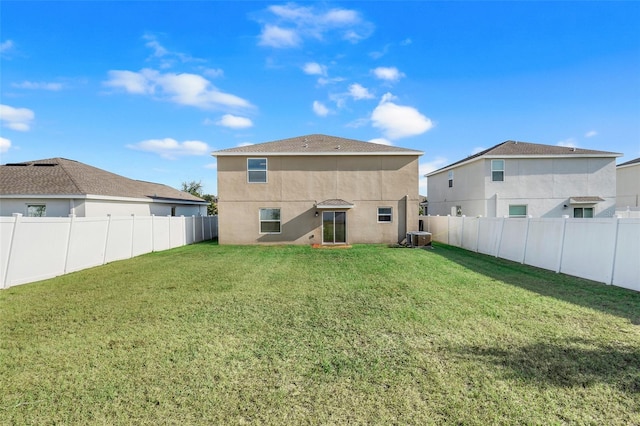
419,215,640,292
1,214,218,289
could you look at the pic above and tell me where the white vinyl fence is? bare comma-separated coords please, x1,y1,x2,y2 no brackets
419,215,640,292
1,214,218,289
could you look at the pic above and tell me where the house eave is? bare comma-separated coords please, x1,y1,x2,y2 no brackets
0,194,208,205
213,151,423,157
425,153,622,177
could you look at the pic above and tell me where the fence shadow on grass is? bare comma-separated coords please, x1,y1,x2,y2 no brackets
452,337,640,392
425,243,640,325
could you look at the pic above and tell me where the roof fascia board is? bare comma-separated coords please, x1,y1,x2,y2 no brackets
213,151,423,157
426,152,621,177
1,194,206,205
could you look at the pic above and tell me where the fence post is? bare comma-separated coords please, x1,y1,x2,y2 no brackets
608,216,621,285
3,213,22,289
496,216,506,258
63,214,76,274
130,214,136,259
181,216,186,246
103,214,112,265
192,215,196,244
521,215,532,264
460,216,465,248
556,215,569,273
151,214,155,252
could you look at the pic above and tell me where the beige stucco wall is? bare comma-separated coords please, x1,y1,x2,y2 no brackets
217,155,420,244
617,162,640,208
427,156,618,218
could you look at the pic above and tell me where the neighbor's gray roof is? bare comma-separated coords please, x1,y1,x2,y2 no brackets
427,140,621,176
213,134,423,156
617,157,640,167
0,158,206,203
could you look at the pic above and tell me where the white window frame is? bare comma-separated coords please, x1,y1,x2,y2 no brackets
508,204,527,218
247,158,267,183
574,207,594,218
448,171,454,188
26,204,46,217
377,207,393,223
259,208,281,234
492,159,505,182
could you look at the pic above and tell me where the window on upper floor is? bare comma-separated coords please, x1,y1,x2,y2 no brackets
248,158,267,183
27,204,46,217
448,171,454,188
491,160,504,182
259,208,281,233
377,207,392,223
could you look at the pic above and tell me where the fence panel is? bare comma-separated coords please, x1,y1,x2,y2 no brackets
0,217,16,286
477,218,503,256
65,217,109,273
612,218,640,291
523,218,565,272
461,217,479,251
104,216,134,263
560,219,617,284
6,217,70,286
132,216,153,257
153,216,171,252
169,217,184,248
498,218,529,263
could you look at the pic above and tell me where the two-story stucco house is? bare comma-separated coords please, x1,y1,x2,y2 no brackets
0,158,208,217
212,134,423,245
616,157,640,210
426,140,621,218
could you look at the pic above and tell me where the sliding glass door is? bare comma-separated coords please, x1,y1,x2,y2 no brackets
322,211,346,244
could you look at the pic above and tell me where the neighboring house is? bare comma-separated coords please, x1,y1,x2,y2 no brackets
426,140,621,218
616,157,640,209
212,134,423,245
0,158,208,217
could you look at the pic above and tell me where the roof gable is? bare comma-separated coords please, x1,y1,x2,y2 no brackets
0,158,205,203
213,134,423,156
427,140,621,176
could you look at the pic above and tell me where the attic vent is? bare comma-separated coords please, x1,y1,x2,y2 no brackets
302,143,308,148
335,145,341,150
33,163,57,167
5,163,28,166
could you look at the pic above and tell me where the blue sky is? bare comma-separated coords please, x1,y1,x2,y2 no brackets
1,1,639,195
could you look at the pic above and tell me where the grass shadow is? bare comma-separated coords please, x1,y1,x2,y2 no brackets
425,243,640,325
452,337,640,392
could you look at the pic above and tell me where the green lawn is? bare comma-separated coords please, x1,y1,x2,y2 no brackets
1,241,639,425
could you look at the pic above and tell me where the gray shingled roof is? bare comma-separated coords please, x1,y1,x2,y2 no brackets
213,134,423,156
618,157,640,167
0,158,206,203
428,140,621,175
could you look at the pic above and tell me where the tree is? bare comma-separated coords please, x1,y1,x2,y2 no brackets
181,180,217,216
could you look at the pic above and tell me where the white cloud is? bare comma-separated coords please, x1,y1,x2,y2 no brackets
237,142,254,147
557,138,578,148
0,137,11,153
400,38,412,46
104,68,252,111
312,101,330,117
216,114,253,129
373,66,405,82
204,162,217,170
259,25,301,48
202,68,224,78
419,157,448,195
348,83,374,100
371,93,433,140
368,138,392,146
257,4,373,48
0,104,35,132
471,146,486,155
127,138,211,159
585,130,598,138
0,40,13,53
12,81,64,91
302,62,327,76
144,34,169,58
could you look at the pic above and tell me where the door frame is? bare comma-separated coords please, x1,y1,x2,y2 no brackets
322,210,347,244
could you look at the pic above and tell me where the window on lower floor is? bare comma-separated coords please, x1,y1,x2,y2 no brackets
377,207,392,222
259,208,281,233
27,204,46,217
508,204,527,217
574,207,594,218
